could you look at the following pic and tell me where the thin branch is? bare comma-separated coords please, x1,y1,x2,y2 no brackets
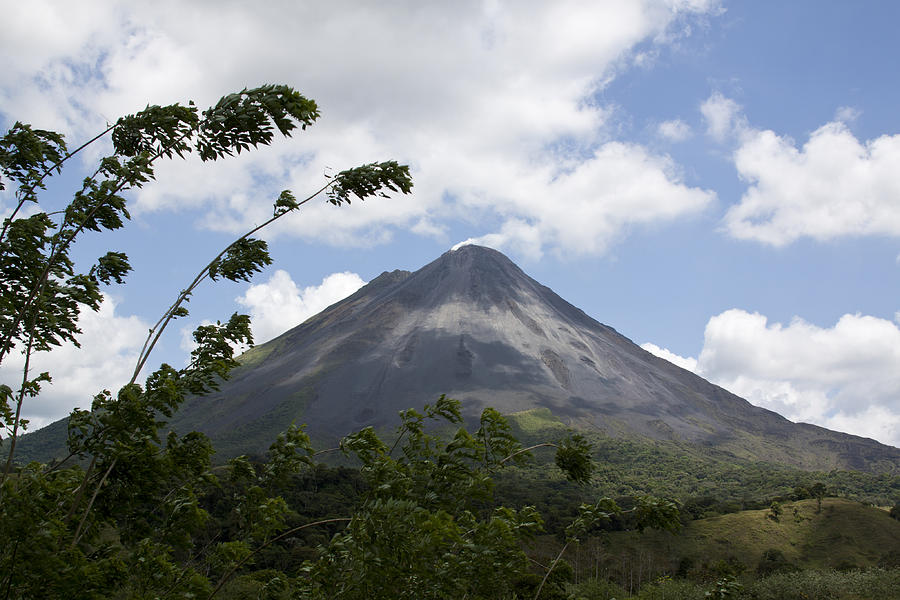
387,429,408,458
0,122,116,245
534,540,570,600
0,127,194,369
527,556,551,570
499,443,557,466
44,450,79,473
57,454,97,546
1,327,37,484
159,531,223,600
130,179,334,384
313,447,341,457
1,538,19,600
70,457,117,548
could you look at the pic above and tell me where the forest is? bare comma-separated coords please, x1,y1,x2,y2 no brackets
1,85,899,599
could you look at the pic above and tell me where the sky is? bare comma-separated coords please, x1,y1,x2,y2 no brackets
2,0,900,448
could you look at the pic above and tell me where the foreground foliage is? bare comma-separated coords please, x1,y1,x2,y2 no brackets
567,568,900,599
0,84,405,597
2,389,680,598
0,86,682,598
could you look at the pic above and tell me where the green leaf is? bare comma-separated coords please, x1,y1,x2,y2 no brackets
0,121,67,196
273,189,299,216
196,85,319,161
327,160,413,206
112,103,198,159
554,433,594,484
208,238,272,282
90,251,132,285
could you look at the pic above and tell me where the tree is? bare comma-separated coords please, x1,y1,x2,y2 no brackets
810,482,827,514
767,500,782,522
0,86,679,599
791,485,810,501
0,84,412,598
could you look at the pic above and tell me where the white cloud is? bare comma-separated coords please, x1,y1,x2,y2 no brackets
236,270,366,344
449,141,715,257
640,342,698,372
834,105,861,123
1,1,721,257
644,309,900,447
700,92,746,141
1,295,149,431
701,94,900,246
725,121,900,245
657,119,693,142
454,219,545,260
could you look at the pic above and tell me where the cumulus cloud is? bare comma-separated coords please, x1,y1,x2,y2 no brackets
700,92,746,141
1,0,720,257
834,105,861,123
640,342,698,372
657,119,692,142
1,295,149,431
700,93,900,246
451,141,714,257
643,309,900,447
236,270,366,344
725,122,900,244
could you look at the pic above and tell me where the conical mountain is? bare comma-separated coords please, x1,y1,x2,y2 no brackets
168,245,897,471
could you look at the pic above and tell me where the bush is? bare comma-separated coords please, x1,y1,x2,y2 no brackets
746,568,900,600
635,577,705,600
756,548,796,576
567,578,628,600
675,556,694,579
704,575,743,599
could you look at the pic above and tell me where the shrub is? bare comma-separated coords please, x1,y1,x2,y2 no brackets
704,575,743,599
636,577,705,600
756,548,796,576
567,578,628,600
746,568,900,600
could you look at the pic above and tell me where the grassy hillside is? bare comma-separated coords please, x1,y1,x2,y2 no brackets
529,498,900,594
613,498,898,570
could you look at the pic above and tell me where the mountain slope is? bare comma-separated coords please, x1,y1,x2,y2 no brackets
170,245,898,471
18,245,900,472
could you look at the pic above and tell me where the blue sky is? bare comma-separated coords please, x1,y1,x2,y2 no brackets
2,0,900,447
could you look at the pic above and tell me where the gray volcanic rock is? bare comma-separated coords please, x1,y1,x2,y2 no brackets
16,244,900,472
167,245,898,472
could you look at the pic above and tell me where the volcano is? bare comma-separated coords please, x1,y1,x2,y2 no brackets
165,245,897,472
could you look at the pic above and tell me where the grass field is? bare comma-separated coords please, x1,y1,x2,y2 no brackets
530,498,900,594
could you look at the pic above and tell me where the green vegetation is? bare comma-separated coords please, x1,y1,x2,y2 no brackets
0,87,682,599
600,498,897,576
507,407,571,434
2,85,898,599
567,569,900,599
537,499,900,598
236,336,286,369
494,423,899,521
